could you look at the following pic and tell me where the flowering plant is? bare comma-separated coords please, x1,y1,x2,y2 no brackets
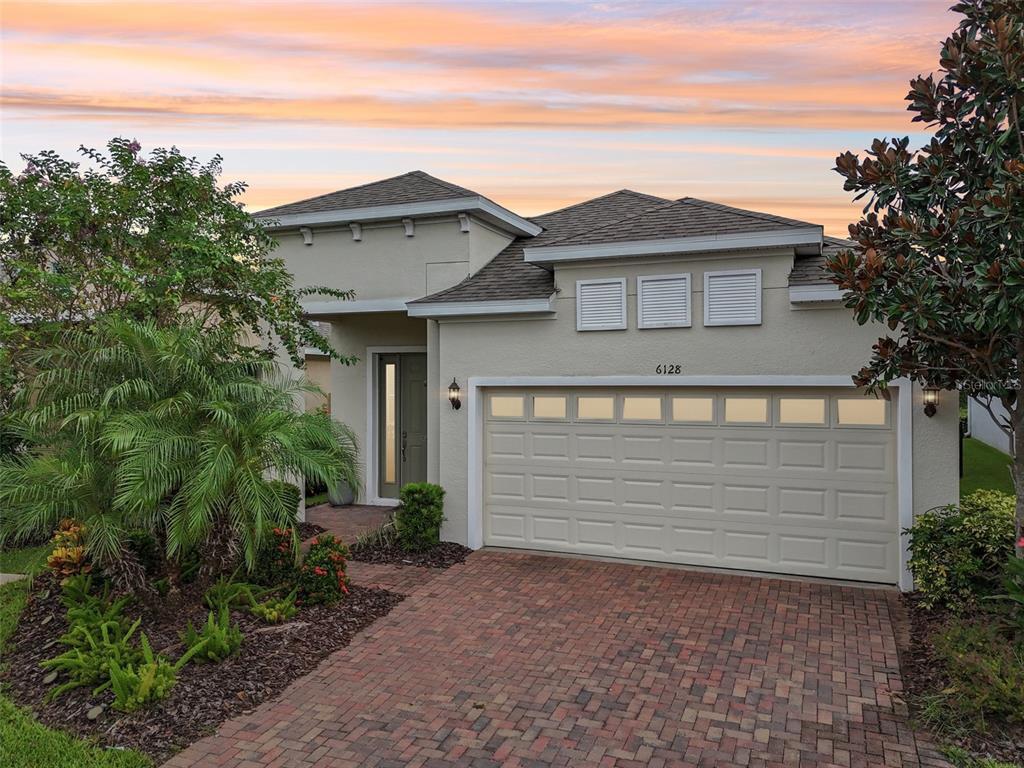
252,526,299,587
298,533,349,605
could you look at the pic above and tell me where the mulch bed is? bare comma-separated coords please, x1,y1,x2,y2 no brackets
897,594,1024,766
295,521,326,540
348,540,472,569
1,572,403,763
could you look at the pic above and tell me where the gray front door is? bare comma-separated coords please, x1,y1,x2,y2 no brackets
377,353,427,499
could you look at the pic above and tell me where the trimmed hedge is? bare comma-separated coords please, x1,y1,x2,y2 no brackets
395,483,445,552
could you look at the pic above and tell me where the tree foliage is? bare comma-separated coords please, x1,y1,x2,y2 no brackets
826,0,1024,549
0,137,353,412
0,318,360,589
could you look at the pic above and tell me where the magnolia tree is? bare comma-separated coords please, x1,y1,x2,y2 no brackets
826,0,1024,553
0,138,353,413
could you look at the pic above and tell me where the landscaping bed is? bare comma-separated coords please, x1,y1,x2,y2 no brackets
295,521,326,540
899,595,1023,767
349,540,471,569
1,573,402,763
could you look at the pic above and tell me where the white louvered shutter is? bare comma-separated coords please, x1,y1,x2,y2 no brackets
638,274,690,328
703,269,762,326
576,278,627,331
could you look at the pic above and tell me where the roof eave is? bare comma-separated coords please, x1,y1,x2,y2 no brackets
406,294,556,318
788,284,844,303
522,227,824,265
255,196,541,237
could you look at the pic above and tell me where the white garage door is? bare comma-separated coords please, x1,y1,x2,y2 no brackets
483,388,899,583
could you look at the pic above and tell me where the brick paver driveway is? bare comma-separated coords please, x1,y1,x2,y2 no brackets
166,552,944,768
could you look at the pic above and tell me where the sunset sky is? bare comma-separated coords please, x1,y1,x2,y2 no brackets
2,0,955,235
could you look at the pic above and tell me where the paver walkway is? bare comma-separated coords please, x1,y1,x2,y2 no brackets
306,503,391,543
165,552,946,768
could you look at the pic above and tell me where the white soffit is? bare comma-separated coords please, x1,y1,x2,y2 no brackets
523,227,823,264
256,196,541,237
303,298,415,315
788,285,844,303
406,295,556,318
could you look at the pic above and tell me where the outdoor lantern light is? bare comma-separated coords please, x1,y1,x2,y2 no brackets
923,387,939,417
448,379,461,410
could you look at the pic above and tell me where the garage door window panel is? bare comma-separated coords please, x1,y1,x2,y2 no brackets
532,395,567,420
622,396,663,422
490,395,525,419
724,397,769,425
577,396,615,421
778,398,827,426
836,398,888,427
671,397,715,423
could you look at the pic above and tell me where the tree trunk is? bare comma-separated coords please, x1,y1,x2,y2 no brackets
1015,398,1024,558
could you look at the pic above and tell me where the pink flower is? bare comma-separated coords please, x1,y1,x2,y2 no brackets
1017,536,1024,549
128,139,141,154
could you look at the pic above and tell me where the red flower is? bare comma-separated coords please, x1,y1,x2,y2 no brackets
1017,536,1024,549
310,538,319,546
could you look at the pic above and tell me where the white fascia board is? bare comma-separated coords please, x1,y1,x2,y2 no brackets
522,227,823,264
302,298,414,315
406,295,555,318
788,284,844,303
256,196,541,237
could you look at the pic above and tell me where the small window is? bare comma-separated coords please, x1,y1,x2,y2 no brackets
490,396,524,419
533,396,566,420
577,396,614,420
622,396,662,421
837,398,887,426
779,398,826,425
704,269,762,326
576,278,627,331
637,274,691,329
671,397,714,423
724,397,768,424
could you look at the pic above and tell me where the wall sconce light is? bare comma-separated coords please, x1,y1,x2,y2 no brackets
448,379,461,410
923,387,939,417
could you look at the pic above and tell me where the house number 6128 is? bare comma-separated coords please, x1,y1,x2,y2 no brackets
655,364,682,375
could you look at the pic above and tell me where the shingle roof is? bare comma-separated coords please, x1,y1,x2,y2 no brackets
410,190,671,304
789,236,855,287
255,171,480,218
537,198,819,249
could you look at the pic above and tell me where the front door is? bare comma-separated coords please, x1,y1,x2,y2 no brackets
377,353,427,499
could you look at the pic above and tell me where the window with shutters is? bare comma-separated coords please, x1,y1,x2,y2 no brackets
703,269,762,326
576,278,627,331
637,273,691,329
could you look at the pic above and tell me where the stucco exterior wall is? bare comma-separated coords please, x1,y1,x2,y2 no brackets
302,356,331,413
433,251,960,544
272,215,509,303
327,313,427,501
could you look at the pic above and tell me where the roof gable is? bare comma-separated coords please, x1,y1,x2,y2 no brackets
256,170,479,218
538,197,819,249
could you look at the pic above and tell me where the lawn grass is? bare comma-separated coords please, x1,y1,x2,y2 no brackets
0,550,151,768
960,437,1014,498
305,491,329,507
0,544,50,576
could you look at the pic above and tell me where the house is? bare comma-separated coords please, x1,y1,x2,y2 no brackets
256,171,959,591
967,396,1013,455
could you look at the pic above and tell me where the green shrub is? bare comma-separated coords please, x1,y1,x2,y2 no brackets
108,633,203,713
298,534,349,605
41,577,142,699
180,606,243,663
930,618,1024,728
395,483,445,552
203,578,270,611
250,590,297,624
907,490,1016,609
251,525,299,587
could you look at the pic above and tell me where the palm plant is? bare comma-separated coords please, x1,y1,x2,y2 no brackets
0,318,359,590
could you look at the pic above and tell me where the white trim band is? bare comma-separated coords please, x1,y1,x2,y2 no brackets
256,196,541,237
303,298,415,315
789,285,844,303
407,295,556,318
523,227,823,264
